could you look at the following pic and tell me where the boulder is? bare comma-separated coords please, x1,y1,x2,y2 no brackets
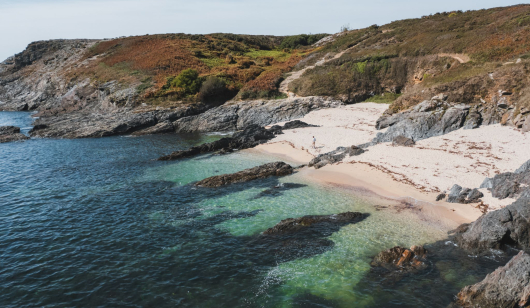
308,146,365,169
453,190,530,252
447,185,483,204
436,193,447,201
392,135,415,147
0,126,29,143
456,251,530,307
371,245,427,269
195,162,293,187
485,161,530,199
282,120,318,130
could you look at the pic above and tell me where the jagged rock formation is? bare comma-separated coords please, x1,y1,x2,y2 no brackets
308,146,365,169
446,185,484,204
0,126,29,143
453,189,530,253
158,125,278,161
480,159,530,199
373,98,506,144
171,97,340,134
195,162,293,187
456,250,530,308
262,212,364,235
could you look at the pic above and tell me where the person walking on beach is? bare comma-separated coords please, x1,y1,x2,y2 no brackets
312,136,316,149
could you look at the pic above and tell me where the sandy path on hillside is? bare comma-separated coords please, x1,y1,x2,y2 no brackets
253,102,530,213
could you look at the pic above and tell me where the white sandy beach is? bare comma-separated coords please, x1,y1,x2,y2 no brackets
251,102,530,224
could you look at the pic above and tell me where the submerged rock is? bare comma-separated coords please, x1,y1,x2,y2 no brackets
371,245,428,272
0,126,29,143
158,125,276,161
195,162,293,187
456,250,530,308
308,146,365,169
252,212,367,264
263,212,364,235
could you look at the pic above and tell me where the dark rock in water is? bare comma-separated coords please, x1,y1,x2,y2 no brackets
282,120,318,130
263,212,364,235
195,162,293,187
455,250,530,308
369,245,429,285
453,190,530,253
253,212,367,264
0,126,29,143
436,193,447,201
158,125,276,161
447,185,483,204
371,245,428,271
481,160,530,199
308,146,365,169
392,135,415,147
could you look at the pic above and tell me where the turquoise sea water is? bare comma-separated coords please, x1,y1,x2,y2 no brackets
0,112,508,307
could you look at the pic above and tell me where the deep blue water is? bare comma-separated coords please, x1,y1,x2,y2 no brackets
0,112,511,308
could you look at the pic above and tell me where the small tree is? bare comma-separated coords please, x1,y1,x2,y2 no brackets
170,69,202,96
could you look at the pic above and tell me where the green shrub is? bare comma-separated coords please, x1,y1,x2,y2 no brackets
199,76,234,103
166,69,203,96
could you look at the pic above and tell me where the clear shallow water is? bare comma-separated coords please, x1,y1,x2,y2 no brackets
0,112,509,307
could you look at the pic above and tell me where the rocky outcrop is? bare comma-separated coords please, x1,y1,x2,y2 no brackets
480,159,530,199
446,185,484,204
373,98,506,144
282,120,318,130
0,126,29,143
392,135,415,147
158,125,279,161
453,190,530,252
172,97,341,134
262,212,364,235
308,146,365,169
456,250,530,308
195,162,294,187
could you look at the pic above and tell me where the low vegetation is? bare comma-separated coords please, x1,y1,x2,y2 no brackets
73,33,324,106
289,5,530,111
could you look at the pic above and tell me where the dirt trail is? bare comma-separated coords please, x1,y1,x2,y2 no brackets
438,53,470,63
279,47,355,98
280,49,470,98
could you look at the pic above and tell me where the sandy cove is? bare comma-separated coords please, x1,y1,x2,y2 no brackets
248,102,530,229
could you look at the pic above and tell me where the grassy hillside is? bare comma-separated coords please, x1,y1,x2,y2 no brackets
289,4,530,114
71,33,326,105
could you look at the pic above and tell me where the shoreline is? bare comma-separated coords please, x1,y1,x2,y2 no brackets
249,142,483,230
